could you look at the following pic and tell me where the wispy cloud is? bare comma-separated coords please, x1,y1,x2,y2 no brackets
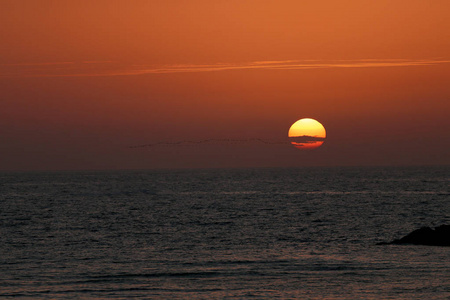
289,136,326,143
130,138,289,149
1,62,75,66
1,61,113,66
1,59,449,78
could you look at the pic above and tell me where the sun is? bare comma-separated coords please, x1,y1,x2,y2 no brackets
288,118,326,150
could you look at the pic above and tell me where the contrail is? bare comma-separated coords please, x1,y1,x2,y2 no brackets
130,138,290,148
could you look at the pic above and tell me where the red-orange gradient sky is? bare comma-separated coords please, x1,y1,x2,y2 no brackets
1,0,449,171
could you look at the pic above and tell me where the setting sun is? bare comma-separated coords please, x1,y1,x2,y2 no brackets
288,118,326,150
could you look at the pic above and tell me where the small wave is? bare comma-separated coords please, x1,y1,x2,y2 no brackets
0,287,158,297
90,271,221,280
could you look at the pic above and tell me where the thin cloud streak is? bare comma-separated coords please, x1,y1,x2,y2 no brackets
1,61,113,66
1,59,449,78
130,138,289,149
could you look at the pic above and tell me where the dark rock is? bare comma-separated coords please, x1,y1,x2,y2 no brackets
378,225,450,246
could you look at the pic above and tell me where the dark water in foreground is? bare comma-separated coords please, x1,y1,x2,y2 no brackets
0,167,449,299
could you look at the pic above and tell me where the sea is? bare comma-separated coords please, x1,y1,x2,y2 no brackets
0,166,449,299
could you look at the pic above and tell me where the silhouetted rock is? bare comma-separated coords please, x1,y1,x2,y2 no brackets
378,225,450,246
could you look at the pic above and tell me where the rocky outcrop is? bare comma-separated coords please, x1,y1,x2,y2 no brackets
378,225,450,246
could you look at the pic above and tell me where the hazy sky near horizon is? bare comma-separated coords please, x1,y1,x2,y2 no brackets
1,0,449,171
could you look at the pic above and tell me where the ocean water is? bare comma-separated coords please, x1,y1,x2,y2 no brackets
0,166,449,299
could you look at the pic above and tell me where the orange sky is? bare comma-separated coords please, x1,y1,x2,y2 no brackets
0,0,449,170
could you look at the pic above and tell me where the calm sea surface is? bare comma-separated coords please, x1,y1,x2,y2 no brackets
0,167,449,299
